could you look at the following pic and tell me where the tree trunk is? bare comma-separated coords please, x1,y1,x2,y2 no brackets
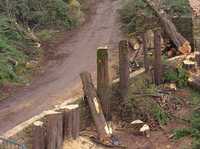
32,121,45,149
142,33,149,72
80,72,111,142
97,47,111,120
46,111,63,149
143,0,191,55
195,51,200,67
119,40,129,99
154,30,162,85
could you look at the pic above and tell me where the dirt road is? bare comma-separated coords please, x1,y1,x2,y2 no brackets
0,0,123,134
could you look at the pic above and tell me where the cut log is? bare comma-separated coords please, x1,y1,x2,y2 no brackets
80,72,111,142
119,40,129,99
154,30,163,85
97,47,111,120
183,60,196,71
58,104,80,139
143,0,192,55
67,105,80,139
45,111,63,149
32,121,45,149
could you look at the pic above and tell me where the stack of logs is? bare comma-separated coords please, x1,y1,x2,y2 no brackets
32,105,80,149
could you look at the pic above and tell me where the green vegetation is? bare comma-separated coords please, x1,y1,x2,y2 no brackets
162,0,192,16
0,0,86,87
119,0,192,35
119,0,157,34
164,67,189,88
151,104,170,125
173,89,200,149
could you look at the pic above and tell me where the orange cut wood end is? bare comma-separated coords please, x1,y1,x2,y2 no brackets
178,42,192,54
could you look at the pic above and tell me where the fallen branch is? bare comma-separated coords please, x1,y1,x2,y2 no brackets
143,0,191,54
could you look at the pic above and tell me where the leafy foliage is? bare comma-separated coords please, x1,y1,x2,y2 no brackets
119,0,158,34
0,0,85,86
162,0,192,16
151,104,170,125
0,37,26,84
164,67,188,88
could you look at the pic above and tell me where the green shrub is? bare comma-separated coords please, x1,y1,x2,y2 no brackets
119,0,157,34
0,0,77,28
0,37,26,84
162,0,192,16
164,67,188,88
0,15,23,41
173,111,200,149
151,104,170,125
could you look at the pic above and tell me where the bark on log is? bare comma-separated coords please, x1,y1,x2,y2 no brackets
46,111,63,149
143,0,191,54
59,105,80,139
97,47,111,120
32,121,45,149
183,60,196,71
142,33,149,72
154,30,162,85
119,40,129,99
80,72,111,142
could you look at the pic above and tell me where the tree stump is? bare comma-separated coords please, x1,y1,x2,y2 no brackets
32,121,45,149
154,30,163,85
183,60,196,71
119,40,129,99
188,76,200,91
46,111,63,149
63,104,80,139
80,72,111,142
97,47,111,120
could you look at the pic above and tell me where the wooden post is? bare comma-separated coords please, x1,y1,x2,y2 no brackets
154,30,162,85
119,40,129,99
32,121,45,149
142,33,149,72
97,47,110,120
64,105,80,139
195,51,200,67
46,111,63,149
80,72,111,142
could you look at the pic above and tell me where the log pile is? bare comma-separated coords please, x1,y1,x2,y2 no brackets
143,0,192,55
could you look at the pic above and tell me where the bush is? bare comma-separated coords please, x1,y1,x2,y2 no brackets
119,0,158,34
151,104,170,125
0,37,26,84
164,67,188,88
0,0,79,29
